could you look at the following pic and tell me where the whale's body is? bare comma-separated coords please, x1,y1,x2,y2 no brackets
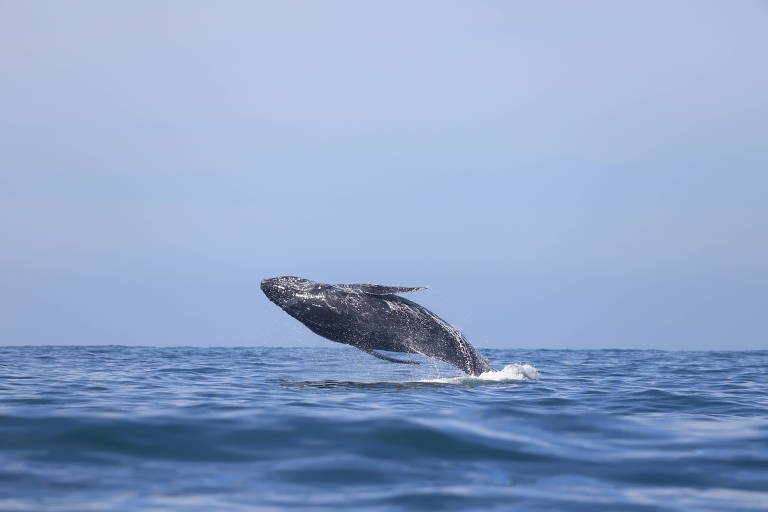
260,276,493,376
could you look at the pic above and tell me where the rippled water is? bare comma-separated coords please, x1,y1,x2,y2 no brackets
1,346,766,511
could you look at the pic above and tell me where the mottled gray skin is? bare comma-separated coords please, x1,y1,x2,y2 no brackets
261,276,494,376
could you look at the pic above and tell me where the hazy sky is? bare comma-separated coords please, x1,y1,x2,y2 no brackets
2,1,766,349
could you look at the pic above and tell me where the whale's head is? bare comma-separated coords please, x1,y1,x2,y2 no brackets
260,276,319,310
261,276,346,334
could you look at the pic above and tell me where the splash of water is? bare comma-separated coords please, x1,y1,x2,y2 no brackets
420,363,540,383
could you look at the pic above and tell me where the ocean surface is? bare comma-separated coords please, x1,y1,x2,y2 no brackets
1,346,766,511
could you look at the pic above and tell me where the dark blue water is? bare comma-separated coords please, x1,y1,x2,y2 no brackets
1,346,766,511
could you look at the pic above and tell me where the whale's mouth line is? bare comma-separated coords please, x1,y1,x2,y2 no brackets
294,292,325,300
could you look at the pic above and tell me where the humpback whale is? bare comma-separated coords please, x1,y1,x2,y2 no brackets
261,276,494,376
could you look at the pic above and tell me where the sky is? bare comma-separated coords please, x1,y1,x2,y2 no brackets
1,0,766,350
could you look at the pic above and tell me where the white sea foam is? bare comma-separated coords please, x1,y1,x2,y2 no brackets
420,363,540,383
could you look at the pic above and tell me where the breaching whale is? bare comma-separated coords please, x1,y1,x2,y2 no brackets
260,276,494,376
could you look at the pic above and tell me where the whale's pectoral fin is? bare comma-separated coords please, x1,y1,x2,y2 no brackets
363,348,421,365
339,284,428,295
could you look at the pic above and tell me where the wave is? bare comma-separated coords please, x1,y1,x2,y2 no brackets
3,346,766,512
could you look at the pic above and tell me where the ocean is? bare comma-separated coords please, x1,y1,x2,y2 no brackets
1,346,766,511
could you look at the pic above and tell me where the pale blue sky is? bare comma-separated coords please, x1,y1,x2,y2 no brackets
1,1,766,349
